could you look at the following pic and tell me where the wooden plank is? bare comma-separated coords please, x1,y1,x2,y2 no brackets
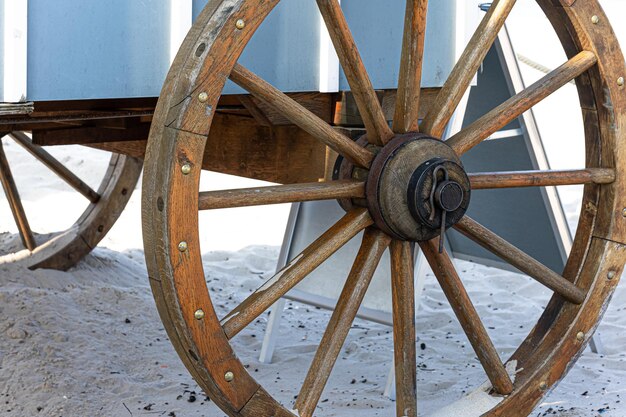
83,112,330,184
238,95,272,127
32,124,151,146
334,88,440,127
249,92,334,126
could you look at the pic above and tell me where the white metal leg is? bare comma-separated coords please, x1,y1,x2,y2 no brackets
384,359,397,400
258,203,300,364
589,333,604,355
259,298,287,364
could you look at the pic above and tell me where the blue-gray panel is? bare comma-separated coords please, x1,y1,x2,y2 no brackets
0,0,4,100
340,0,456,90
194,0,321,94
27,0,171,101
193,0,456,93
448,45,565,273
192,0,205,20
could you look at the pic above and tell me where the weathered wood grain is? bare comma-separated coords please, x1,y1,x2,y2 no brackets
221,209,373,339
420,238,514,395
447,50,597,155
10,132,100,203
0,137,37,250
294,228,391,417
421,0,517,138
455,216,585,304
469,168,614,189
390,240,417,417
317,0,394,145
198,180,364,210
393,0,429,134
230,64,374,169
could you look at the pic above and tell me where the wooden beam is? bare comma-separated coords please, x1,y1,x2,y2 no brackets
32,124,151,146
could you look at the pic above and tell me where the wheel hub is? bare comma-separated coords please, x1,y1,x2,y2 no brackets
337,133,471,241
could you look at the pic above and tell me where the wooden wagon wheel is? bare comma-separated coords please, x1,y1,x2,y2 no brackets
0,131,141,270
142,0,626,416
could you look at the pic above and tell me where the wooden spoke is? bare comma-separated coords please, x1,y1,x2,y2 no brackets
295,228,391,417
446,51,597,155
392,0,429,134
230,64,374,168
390,240,417,417
419,239,513,395
470,168,615,189
455,216,585,304
421,0,516,138
0,138,36,251
316,0,394,145
198,180,365,211
10,132,100,204
221,209,373,339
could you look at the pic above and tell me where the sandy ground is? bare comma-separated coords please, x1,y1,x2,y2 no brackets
2,2,626,417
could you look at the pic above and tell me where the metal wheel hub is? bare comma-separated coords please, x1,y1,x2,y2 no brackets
364,133,471,241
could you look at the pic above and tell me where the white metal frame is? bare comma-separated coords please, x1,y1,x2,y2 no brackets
317,0,340,93
169,0,193,64
2,0,28,103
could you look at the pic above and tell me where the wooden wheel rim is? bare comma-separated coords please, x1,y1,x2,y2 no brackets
142,1,626,416
0,133,142,271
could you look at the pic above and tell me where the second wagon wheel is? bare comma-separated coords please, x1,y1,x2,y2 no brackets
142,0,626,416
0,131,141,270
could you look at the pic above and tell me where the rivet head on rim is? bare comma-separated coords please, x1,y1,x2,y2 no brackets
194,309,205,320
198,92,209,102
224,371,235,382
576,331,585,341
181,163,191,175
178,241,188,252
618,77,625,87
539,381,548,391
591,15,600,24
608,271,616,280
235,19,245,30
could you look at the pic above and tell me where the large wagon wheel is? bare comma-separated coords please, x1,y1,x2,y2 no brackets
0,131,141,270
142,0,626,416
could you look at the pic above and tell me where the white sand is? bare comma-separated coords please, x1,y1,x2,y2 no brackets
3,170,625,417
2,3,626,416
